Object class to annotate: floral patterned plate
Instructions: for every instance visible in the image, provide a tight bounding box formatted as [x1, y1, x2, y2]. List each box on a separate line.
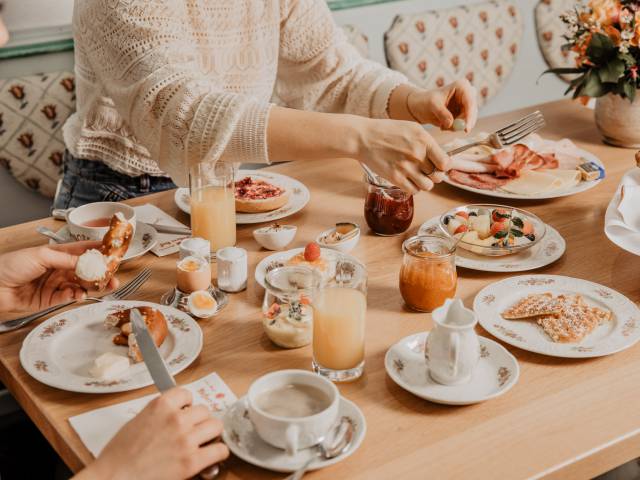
[50, 223, 158, 263]
[222, 395, 365, 473]
[19, 301, 202, 393]
[174, 170, 311, 224]
[474, 275, 640, 358]
[418, 216, 565, 272]
[385, 332, 518, 405]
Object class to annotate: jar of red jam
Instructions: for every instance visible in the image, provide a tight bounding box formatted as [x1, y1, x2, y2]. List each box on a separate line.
[364, 183, 414, 236]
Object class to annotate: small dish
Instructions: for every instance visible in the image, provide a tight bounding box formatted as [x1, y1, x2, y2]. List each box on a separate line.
[222, 395, 366, 473]
[385, 332, 519, 405]
[439, 204, 546, 257]
[316, 223, 360, 253]
[160, 285, 228, 319]
[253, 224, 297, 251]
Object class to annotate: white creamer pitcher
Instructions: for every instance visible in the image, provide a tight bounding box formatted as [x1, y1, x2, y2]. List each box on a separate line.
[425, 298, 480, 386]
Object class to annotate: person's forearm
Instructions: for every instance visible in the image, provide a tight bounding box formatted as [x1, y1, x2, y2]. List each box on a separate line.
[387, 84, 419, 122]
[267, 106, 364, 162]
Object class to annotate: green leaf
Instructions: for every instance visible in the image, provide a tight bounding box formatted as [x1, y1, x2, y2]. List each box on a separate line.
[623, 81, 637, 101]
[511, 217, 524, 228]
[586, 33, 616, 65]
[493, 230, 508, 239]
[581, 70, 608, 97]
[598, 58, 626, 84]
[510, 229, 524, 238]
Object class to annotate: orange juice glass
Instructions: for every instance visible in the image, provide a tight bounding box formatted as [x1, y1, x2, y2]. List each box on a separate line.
[190, 162, 236, 252]
[312, 258, 367, 382]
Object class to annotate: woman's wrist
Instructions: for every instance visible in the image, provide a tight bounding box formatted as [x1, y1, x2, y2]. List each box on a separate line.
[387, 84, 420, 122]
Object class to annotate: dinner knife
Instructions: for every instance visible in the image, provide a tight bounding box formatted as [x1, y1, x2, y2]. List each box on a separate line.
[130, 309, 220, 480]
[130, 309, 176, 392]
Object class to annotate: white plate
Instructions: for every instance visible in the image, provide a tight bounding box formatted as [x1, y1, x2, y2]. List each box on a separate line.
[474, 275, 640, 358]
[254, 247, 359, 288]
[604, 168, 640, 256]
[20, 301, 203, 393]
[222, 395, 365, 473]
[174, 170, 310, 224]
[418, 216, 565, 272]
[444, 147, 604, 200]
[50, 223, 158, 263]
[385, 332, 519, 405]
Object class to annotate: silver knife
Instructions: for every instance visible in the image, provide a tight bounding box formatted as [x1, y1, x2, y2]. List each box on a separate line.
[131, 309, 177, 392]
[131, 309, 220, 480]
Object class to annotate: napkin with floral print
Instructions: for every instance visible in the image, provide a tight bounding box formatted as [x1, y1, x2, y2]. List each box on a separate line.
[134, 204, 190, 256]
[68, 372, 236, 457]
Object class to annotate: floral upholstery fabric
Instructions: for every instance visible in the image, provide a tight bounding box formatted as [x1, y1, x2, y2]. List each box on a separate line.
[384, 0, 523, 106]
[535, 0, 579, 82]
[0, 72, 75, 197]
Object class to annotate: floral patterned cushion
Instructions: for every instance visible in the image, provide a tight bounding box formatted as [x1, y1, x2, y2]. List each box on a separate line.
[384, 0, 523, 106]
[0, 72, 76, 198]
[342, 24, 369, 58]
[535, 0, 578, 82]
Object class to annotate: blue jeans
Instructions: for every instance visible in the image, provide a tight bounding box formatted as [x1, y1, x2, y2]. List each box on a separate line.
[53, 151, 177, 209]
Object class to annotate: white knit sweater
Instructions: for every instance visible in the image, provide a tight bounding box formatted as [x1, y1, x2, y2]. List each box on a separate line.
[63, 0, 407, 186]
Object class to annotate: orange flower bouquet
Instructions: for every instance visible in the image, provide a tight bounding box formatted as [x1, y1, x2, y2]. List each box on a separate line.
[546, 0, 640, 101]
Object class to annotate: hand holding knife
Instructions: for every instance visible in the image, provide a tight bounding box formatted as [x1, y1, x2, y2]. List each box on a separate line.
[131, 309, 221, 480]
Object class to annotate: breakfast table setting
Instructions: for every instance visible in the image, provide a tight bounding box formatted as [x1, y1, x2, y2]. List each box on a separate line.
[0, 98, 640, 480]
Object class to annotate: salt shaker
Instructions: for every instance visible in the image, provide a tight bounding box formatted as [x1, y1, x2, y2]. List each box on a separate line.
[180, 237, 211, 263]
[217, 247, 247, 292]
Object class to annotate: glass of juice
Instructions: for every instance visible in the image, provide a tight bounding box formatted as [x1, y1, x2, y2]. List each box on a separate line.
[312, 258, 367, 382]
[189, 162, 236, 253]
[399, 235, 457, 312]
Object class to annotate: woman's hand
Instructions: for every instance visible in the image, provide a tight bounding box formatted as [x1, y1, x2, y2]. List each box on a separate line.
[0, 242, 117, 313]
[83, 388, 229, 480]
[406, 80, 478, 132]
[354, 117, 450, 194]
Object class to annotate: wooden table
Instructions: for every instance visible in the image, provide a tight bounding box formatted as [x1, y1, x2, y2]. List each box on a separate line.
[1, 100, 639, 479]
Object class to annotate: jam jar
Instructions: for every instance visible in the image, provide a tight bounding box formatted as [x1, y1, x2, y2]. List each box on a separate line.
[399, 235, 457, 312]
[364, 183, 414, 236]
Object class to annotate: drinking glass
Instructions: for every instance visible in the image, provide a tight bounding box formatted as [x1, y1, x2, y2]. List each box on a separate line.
[189, 162, 236, 252]
[312, 258, 367, 382]
[399, 235, 457, 312]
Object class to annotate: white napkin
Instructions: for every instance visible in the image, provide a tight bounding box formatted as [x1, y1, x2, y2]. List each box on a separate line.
[134, 204, 190, 256]
[604, 168, 640, 255]
[69, 372, 236, 458]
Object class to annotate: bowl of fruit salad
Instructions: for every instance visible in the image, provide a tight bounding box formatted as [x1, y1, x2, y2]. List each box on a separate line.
[439, 204, 546, 257]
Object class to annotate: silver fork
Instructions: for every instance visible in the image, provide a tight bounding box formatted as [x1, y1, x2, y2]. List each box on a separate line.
[446, 110, 546, 156]
[0, 267, 152, 333]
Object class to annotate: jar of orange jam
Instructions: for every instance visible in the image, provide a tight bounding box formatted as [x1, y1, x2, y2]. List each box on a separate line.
[399, 235, 457, 312]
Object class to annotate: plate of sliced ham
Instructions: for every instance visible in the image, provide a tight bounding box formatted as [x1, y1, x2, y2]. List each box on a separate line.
[444, 134, 605, 199]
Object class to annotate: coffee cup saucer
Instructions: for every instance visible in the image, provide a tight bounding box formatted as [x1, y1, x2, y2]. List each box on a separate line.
[50, 223, 158, 262]
[385, 332, 519, 405]
[222, 395, 366, 473]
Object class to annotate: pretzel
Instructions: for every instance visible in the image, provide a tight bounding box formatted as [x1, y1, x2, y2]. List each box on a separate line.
[104, 306, 168, 362]
[75, 213, 133, 291]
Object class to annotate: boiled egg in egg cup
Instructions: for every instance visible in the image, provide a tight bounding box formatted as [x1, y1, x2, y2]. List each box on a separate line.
[187, 290, 219, 319]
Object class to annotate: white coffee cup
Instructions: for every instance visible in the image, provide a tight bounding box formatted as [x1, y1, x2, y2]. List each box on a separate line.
[247, 370, 339, 455]
[66, 202, 136, 242]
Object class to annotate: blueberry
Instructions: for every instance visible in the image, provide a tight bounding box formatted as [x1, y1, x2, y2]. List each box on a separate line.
[525, 234, 536, 241]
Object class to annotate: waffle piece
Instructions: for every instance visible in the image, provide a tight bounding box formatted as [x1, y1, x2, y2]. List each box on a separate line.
[501, 293, 564, 319]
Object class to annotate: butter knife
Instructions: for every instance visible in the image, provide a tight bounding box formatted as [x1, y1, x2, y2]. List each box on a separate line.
[130, 309, 220, 480]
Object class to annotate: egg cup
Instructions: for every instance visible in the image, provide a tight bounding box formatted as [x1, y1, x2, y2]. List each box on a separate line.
[160, 285, 228, 319]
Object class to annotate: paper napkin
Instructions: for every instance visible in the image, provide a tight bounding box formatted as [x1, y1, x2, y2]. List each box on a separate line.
[68, 373, 236, 458]
[134, 204, 190, 256]
[605, 168, 640, 255]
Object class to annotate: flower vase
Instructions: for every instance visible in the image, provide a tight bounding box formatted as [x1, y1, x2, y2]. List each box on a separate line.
[595, 93, 640, 148]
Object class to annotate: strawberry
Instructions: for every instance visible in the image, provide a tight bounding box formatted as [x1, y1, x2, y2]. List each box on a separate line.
[522, 220, 534, 236]
[491, 208, 511, 223]
[304, 242, 321, 262]
[490, 221, 508, 236]
[455, 211, 469, 220]
[453, 224, 468, 235]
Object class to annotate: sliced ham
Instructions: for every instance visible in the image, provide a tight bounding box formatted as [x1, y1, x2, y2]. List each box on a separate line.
[449, 156, 498, 173]
[448, 170, 507, 191]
